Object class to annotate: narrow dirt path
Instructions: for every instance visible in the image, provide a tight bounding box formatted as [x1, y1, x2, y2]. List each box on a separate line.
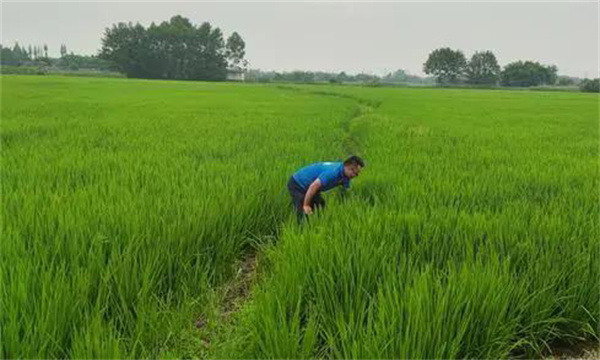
[220, 250, 259, 321]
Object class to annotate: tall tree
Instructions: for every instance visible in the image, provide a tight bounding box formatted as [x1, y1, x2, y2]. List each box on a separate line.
[12, 42, 21, 55]
[204, 26, 227, 80]
[579, 78, 599, 93]
[545, 65, 558, 85]
[9, 42, 30, 63]
[0, 45, 16, 65]
[423, 47, 467, 85]
[225, 32, 247, 70]
[43, 44, 48, 58]
[60, 44, 67, 57]
[189, 22, 213, 79]
[100, 22, 149, 78]
[466, 51, 500, 85]
[100, 16, 231, 81]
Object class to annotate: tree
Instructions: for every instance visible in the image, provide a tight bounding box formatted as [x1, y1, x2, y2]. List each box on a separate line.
[12, 42, 21, 55]
[382, 69, 408, 83]
[186, 22, 227, 81]
[0, 45, 17, 65]
[206, 27, 228, 80]
[34, 45, 44, 60]
[12, 42, 22, 61]
[579, 78, 599, 93]
[225, 32, 247, 70]
[100, 22, 150, 78]
[100, 16, 231, 81]
[43, 44, 48, 58]
[6, 42, 30, 64]
[143, 16, 198, 79]
[500, 61, 558, 87]
[556, 75, 578, 86]
[466, 51, 500, 85]
[546, 65, 558, 85]
[423, 47, 467, 85]
[336, 71, 350, 83]
[60, 44, 67, 57]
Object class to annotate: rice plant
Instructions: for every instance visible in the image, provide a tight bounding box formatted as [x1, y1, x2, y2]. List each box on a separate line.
[2, 76, 598, 359]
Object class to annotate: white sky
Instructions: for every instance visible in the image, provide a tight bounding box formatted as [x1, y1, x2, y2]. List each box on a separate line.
[2, 1, 598, 77]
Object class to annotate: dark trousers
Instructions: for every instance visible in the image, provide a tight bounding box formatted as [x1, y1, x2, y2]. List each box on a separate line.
[287, 176, 325, 223]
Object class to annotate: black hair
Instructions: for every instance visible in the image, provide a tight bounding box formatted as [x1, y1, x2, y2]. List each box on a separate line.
[344, 155, 365, 167]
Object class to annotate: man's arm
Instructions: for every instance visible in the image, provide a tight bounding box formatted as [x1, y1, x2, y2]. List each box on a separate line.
[303, 179, 322, 215]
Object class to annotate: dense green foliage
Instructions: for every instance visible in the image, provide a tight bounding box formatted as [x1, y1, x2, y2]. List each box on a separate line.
[501, 61, 558, 87]
[579, 78, 600, 93]
[1, 76, 598, 359]
[466, 51, 500, 85]
[99, 16, 246, 81]
[423, 47, 468, 85]
[424, 48, 560, 88]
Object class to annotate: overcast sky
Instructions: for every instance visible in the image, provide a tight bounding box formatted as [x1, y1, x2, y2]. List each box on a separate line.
[2, 1, 598, 77]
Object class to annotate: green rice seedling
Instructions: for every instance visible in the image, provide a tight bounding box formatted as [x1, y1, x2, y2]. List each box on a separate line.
[2, 76, 598, 359]
[222, 86, 599, 359]
[0, 75, 357, 358]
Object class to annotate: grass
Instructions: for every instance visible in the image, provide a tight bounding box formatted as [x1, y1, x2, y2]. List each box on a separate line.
[0, 75, 356, 358]
[1, 76, 598, 359]
[219, 86, 599, 359]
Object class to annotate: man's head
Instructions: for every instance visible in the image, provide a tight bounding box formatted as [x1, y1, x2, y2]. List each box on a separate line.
[343, 155, 364, 179]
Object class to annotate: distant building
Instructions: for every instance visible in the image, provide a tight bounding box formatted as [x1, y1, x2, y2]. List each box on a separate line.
[226, 68, 245, 82]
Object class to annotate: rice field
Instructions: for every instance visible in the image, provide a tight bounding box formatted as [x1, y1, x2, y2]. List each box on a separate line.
[1, 75, 598, 359]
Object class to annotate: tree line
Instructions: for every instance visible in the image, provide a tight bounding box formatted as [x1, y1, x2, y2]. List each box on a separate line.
[1, 43, 49, 64]
[99, 15, 246, 81]
[2, 18, 598, 92]
[424, 47, 560, 87]
[1, 42, 114, 72]
[244, 69, 433, 85]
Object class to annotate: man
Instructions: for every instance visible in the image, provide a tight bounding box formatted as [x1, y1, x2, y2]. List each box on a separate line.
[287, 155, 364, 222]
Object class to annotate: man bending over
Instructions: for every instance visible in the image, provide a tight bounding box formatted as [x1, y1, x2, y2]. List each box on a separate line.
[287, 156, 364, 222]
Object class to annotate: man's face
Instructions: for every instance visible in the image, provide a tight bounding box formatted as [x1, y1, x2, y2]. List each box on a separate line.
[344, 164, 362, 179]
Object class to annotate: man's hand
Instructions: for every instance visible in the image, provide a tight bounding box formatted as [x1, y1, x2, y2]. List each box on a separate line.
[303, 205, 313, 215]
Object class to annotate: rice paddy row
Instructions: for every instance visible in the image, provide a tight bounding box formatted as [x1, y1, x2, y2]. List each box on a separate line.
[1, 76, 598, 359]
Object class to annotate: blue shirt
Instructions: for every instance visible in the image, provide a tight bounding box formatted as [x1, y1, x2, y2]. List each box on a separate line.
[292, 162, 350, 192]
